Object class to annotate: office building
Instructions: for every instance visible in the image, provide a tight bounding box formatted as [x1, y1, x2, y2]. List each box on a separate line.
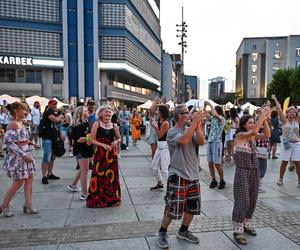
[185, 75, 200, 99]
[0, 0, 161, 105]
[208, 76, 225, 99]
[236, 35, 300, 100]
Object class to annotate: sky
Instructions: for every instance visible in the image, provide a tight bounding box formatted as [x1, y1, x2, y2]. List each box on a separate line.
[160, 0, 300, 99]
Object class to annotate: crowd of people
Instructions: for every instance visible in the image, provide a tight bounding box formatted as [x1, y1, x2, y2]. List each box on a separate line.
[0, 95, 300, 248]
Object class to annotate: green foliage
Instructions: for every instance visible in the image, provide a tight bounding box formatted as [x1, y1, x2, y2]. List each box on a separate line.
[266, 67, 300, 104]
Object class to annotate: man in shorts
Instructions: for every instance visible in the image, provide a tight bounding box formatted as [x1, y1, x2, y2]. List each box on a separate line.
[205, 105, 226, 189]
[157, 104, 204, 249]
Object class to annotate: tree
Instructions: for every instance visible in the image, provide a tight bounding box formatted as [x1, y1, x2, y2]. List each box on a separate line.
[266, 68, 293, 104]
[289, 67, 300, 105]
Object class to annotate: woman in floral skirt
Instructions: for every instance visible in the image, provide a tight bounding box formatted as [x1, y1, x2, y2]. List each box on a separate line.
[87, 105, 121, 208]
[0, 102, 38, 217]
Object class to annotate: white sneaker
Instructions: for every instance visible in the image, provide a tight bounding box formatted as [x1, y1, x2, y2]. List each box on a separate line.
[118, 154, 121, 159]
[126, 147, 129, 150]
[80, 194, 87, 201]
[67, 185, 81, 192]
[277, 179, 283, 186]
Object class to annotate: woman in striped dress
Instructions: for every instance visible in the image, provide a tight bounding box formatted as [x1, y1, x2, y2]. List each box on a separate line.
[232, 107, 270, 245]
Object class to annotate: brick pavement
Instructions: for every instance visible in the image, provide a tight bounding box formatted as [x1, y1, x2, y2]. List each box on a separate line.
[0, 140, 300, 248]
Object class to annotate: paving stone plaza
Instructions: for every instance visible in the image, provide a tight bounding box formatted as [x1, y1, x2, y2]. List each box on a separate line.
[1, 139, 300, 249]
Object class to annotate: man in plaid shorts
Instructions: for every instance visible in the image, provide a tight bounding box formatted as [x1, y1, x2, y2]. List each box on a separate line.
[157, 104, 205, 249]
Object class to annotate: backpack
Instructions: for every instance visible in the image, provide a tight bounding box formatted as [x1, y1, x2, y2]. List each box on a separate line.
[38, 117, 46, 137]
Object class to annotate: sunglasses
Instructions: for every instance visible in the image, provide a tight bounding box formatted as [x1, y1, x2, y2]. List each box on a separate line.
[179, 111, 189, 115]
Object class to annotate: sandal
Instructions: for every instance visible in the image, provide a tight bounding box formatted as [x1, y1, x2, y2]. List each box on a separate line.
[244, 226, 257, 236]
[233, 232, 247, 245]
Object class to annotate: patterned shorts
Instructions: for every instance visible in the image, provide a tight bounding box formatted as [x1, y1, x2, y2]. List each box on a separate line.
[164, 174, 201, 220]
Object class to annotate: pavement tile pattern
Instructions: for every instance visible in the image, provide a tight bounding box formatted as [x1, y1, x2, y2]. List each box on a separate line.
[0, 139, 300, 249]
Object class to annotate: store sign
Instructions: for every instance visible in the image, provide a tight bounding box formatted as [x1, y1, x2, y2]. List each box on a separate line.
[0, 56, 33, 66]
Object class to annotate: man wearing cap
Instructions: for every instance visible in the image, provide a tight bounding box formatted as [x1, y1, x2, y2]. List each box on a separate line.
[30, 101, 41, 148]
[40, 99, 64, 184]
[87, 100, 96, 125]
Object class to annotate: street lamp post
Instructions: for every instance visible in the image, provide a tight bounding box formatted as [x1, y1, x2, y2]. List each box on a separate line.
[176, 6, 187, 103]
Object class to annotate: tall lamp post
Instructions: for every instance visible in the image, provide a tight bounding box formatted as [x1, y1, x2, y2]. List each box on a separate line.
[176, 6, 187, 103]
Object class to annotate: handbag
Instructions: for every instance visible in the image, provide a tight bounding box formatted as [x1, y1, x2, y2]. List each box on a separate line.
[52, 139, 66, 157]
[51, 125, 66, 157]
[256, 147, 268, 159]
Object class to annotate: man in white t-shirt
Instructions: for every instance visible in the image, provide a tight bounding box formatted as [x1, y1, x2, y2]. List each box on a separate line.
[30, 101, 41, 147]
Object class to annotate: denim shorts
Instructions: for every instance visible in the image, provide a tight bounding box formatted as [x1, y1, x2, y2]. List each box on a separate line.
[76, 153, 84, 160]
[207, 142, 222, 164]
[42, 139, 55, 163]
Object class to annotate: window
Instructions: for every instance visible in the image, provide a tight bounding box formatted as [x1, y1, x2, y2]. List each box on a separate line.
[252, 53, 258, 62]
[296, 48, 300, 57]
[53, 70, 63, 84]
[251, 65, 257, 73]
[6, 69, 15, 82]
[251, 76, 257, 85]
[296, 61, 300, 68]
[0, 69, 5, 81]
[274, 51, 281, 59]
[26, 69, 41, 83]
[252, 45, 257, 50]
[273, 63, 280, 70]
[252, 88, 256, 97]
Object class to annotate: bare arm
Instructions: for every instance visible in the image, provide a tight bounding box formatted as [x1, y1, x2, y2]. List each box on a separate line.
[195, 123, 204, 145]
[236, 108, 270, 140]
[255, 119, 271, 140]
[48, 114, 62, 123]
[154, 120, 170, 139]
[272, 95, 287, 123]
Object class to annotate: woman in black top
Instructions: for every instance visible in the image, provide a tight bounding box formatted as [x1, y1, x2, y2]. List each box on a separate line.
[150, 105, 170, 191]
[68, 106, 93, 200]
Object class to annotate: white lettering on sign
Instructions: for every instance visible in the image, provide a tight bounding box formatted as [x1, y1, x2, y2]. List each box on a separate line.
[0, 56, 33, 66]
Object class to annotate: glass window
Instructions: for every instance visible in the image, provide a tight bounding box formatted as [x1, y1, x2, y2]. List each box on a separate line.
[274, 51, 281, 59]
[272, 63, 280, 70]
[6, 69, 15, 82]
[296, 61, 300, 67]
[252, 45, 257, 50]
[252, 53, 258, 62]
[0, 69, 5, 82]
[53, 70, 63, 84]
[36, 70, 42, 83]
[26, 70, 35, 83]
[251, 76, 257, 85]
[124, 84, 130, 91]
[296, 48, 300, 57]
[251, 65, 257, 73]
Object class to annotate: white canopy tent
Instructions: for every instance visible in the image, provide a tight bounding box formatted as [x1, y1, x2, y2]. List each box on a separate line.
[185, 99, 205, 108]
[0, 94, 20, 105]
[241, 102, 260, 115]
[207, 99, 220, 107]
[137, 100, 153, 109]
[166, 100, 175, 109]
[53, 98, 69, 108]
[224, 101, 234, 110]
[26, 95, 49, 108]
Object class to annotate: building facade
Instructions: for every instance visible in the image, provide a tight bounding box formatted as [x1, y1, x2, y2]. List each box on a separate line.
[208, 76, 225, 99]
[0, 0, 161, 105]
[161, 51, 177, 101]
[185, 75, 200, 99]
[236, 35, 300, 100]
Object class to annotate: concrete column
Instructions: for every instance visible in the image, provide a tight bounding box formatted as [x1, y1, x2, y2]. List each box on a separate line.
[42, 69, 53, 98]
[93, 0, 100, 101]
[77, 0, 85, 99]
[62, 0, 69, 101]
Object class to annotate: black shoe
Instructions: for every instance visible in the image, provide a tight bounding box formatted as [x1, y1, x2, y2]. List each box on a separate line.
[272, 156, 278, 159]
[89, 162, 93, 170]
[76, 164, 80, 170]
[150, 184, 164, 191]
[209, 179, 218, 188]
[218, 179, 226, 189]
[47, 174, 60, 180]
[42, 176, 48, 184]
[0, 154, 4, 158]
[288, 165, 295, 171]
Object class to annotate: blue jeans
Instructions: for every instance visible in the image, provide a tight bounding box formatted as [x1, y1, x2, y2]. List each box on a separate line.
[120, 125, 130, 147]
[42, 139, 55, 163]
